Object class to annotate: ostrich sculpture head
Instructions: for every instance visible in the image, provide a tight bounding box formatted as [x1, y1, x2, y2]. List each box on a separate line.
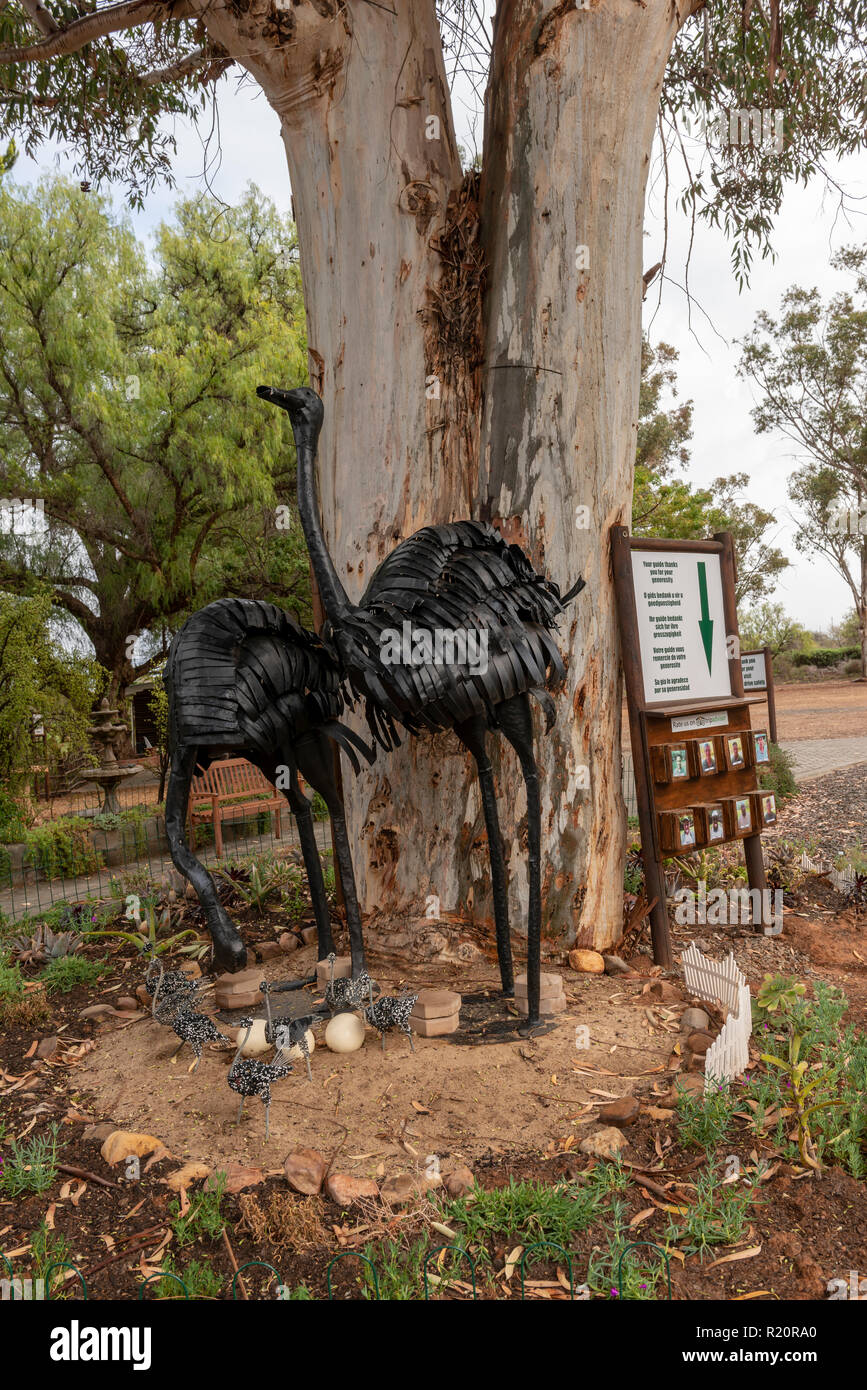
[256, 384, 323, 432]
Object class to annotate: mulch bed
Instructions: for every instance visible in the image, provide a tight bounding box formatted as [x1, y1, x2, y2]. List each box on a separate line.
[769, 762, 867, 858]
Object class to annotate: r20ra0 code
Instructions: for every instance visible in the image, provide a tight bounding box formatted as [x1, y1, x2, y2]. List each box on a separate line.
[766, 1328, 817, 1338]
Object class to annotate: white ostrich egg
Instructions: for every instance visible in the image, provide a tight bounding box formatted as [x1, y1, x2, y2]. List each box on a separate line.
[325, 1013, 365, 1053]
[288, 1029, 315, 1061]
[237, 1019, 270, 1056]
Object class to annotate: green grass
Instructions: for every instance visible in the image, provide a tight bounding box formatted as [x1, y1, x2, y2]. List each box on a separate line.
[442, 1169, 622, 1254]
[153, 1258, 222, 1299]
[0, 1123, 61, 1196]
[39, 954, 105, 994]
[676, 1079, 738, 1156]
[170, 1172, 227, 1246]
[666, 1163, 761, 1258]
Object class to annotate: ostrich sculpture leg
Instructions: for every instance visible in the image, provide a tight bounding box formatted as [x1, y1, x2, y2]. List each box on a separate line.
[293, 729, 367, 975]
[455, 715, 514, 997]
[165, 746, 247, 972]
[497, 694, 543, 1031]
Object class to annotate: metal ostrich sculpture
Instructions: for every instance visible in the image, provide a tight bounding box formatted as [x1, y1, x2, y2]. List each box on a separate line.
[164, 597, 373, 976]
[256, 385, 585, 1031]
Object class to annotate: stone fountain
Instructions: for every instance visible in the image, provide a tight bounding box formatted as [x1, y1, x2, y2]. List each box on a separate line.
[82, 698, 139, 813]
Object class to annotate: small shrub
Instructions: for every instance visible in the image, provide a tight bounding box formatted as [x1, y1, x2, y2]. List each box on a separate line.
[0, 1124, 61, 1196]
[0, 953, 50, 1026]
[676, 1080, 737, 1155]
[0, 790, 29, 843]
[40, 954, 105, 995]
[24, 819, 103, 879]
[791, 645, 859, 668]
[170, 1173, 227, 1246]
[758, 741, 798, 804]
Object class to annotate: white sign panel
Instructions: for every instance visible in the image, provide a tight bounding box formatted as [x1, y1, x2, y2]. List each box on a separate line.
[631, 550, 732, 705]
[741, 650, 767, 691]
[670, 711, 730, 733]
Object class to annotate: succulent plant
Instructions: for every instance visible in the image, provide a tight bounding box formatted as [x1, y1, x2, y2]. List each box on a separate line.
[10, 924, 84, 965]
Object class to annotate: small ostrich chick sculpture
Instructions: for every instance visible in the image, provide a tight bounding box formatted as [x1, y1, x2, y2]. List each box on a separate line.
[150, 962, 229, 1073]
[259, 981, 320, 1081]
[228, 1017, 293, 1141]
[323, 951, 375, 1015]
[364, 981, 418, 1053]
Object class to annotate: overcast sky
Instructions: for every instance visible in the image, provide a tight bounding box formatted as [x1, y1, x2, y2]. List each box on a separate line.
[17, 59, 867, 634]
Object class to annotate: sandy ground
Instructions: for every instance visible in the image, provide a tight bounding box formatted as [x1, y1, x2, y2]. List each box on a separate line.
[622, 678, 866, 742]
[78, 942, 675, 1177]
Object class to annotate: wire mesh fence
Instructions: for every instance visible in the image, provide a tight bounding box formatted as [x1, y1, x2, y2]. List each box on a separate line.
[2, 757, 639, 925]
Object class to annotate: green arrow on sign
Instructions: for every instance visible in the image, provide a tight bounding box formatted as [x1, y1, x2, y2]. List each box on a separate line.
[697, 561, 714, 674]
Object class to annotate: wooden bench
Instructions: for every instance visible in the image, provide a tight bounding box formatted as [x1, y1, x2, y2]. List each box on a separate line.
[188, 758, 283, 858]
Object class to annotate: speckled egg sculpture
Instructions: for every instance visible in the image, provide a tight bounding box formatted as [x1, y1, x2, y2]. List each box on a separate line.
[324, 1012, 365, 1054]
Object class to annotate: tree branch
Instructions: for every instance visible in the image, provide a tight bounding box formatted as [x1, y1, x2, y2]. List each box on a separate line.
[140, 46, 231, 87]
[19, 0, 59, 35]
[0, 0, 195, 64]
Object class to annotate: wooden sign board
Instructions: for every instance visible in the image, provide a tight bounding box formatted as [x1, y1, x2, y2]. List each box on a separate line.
[740, 645, 778, 742]
[611, 528, 772, 969]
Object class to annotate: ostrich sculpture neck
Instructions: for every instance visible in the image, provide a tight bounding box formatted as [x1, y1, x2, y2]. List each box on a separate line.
[292, 412, 351, 623]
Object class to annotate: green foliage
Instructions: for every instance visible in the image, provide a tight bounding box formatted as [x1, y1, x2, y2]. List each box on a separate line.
[0, 789, 29, 842]
[0, 1123, 61, 1196]
[792, 646, 861, 668]
[0, 590, 102, 793]
[29, 1222, 71, 1293]
[633, 344, 787, 603]
[755, 972, 807, 1019]
[40, 953, 104, 994]
[666, 1162, 760, 1258]
[676, 1080, 738, 1156]
[737, 600, 812, 657]
[0, 951, 49, 1025]
[217, 853, 298, 911]
[750, 981, 867, 1178]
[85, 899, 197, 957]
[443, 1172, 613, 1253]
[153, 1257, 222, 1300]
[0, 178, 311, 699]
[758, 741, 798, 804]
[24, 817, 102, 879]
[740, 247, 867, 677]
[9, 922, 84, 964]
[170, 1173, 227, 1247]
[623, 844, 644, 896]
[667, 5, 867, 286]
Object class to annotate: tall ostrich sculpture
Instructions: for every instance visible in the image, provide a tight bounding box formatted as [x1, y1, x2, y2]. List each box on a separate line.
[164, 597, 373, 976]
[256, 386, 585, 1031]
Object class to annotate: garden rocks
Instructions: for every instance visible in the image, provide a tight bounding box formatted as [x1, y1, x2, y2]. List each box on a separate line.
[116, 996, 138, 1012]
[380, 1172, 440, 1207]
[316, 954, 351, 988]
[598, 1096, 640, 1127]
[36, 1035, 59, 1058]
[515, 971, 567, 1015]
[214, 967, 265, 1011]
[255, 942, 282, 961]
[681, 1006, 711, 1030]
[325, 1172, 379, 1206]
[409, 988, 461, 1037]
[443, 1164, 474, 1197]
[568, 949, 605, 974]
[647, 980, 683, 1003]
[82, 1121, 116, 1145]
[579, 1126, 629, 1160]
[278, 932, 299, 954]
[687, 1031, 714, 1056]
[284, 1148, 328, 1195]
[602, 955, 633, 975]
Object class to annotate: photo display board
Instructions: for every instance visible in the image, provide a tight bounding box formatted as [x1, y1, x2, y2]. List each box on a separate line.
[611, 528, 773, 969]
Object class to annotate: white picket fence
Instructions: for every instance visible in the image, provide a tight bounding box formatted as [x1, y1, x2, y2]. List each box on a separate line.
[681, 943, 753, 1092]
[798, 849, 856, 896]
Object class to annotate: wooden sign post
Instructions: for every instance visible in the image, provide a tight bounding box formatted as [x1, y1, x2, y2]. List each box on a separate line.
[611, 528, 773, 969]
[740, 646, 778, 743]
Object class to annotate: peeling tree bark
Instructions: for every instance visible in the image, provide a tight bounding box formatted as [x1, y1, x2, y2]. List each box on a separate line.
[200, 0, 684, 954]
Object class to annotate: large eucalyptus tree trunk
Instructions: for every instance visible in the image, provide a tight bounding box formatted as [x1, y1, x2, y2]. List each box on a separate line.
[202, 0, 685, 954]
